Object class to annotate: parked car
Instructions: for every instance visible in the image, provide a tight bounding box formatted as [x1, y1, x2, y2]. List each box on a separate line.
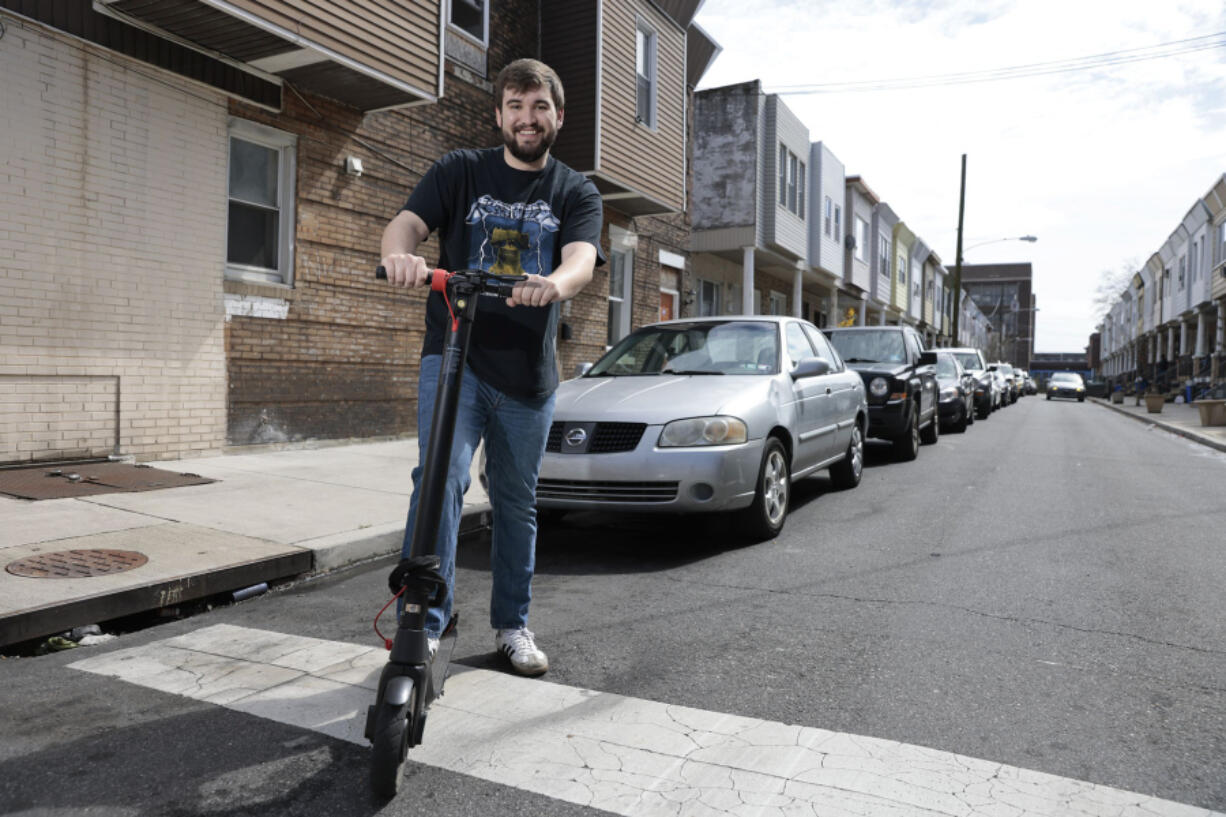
[1046, 371, 1086, 401]
[991, 361, 1019, 404]
[935, 352, 974, 433]
[535, 316, 868, 540]
[944, 347, 997, 419]
[824, 325, 939, 461]
[1016, 369, 1037, 395]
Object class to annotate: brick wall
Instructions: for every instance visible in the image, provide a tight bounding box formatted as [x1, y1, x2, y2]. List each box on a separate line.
[0, 17, 228, 464]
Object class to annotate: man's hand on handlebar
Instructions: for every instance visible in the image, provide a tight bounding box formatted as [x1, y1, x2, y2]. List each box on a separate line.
[507, 274, 562, 308]
[380, 252, 431, 288]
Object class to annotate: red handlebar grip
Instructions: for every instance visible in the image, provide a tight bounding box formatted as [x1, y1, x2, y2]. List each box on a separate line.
[429, 269, 450, 292]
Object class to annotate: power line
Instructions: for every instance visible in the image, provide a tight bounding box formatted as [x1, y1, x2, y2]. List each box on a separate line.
[772, 31, 1226, 95]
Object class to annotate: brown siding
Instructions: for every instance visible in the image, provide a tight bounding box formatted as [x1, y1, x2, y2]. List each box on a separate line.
[597, 0, 685, 210]
[541, 3, 598, 173]
[225, 0, 441, 97]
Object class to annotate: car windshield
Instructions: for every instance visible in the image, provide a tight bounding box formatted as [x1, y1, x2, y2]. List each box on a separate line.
[997, 364, 1014, 375]
[826, 330, 906, 364]
[586, 321, 779, 376]
[936, 356, 959, 378]
[954, 353, 982, 371]
[1051, 373, 1083, 385]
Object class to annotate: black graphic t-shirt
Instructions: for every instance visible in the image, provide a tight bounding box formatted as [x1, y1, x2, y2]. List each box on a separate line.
[403, 148, 604, 399]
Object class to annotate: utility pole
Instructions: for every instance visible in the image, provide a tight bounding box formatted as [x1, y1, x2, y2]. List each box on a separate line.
[951, 153, 966, 345]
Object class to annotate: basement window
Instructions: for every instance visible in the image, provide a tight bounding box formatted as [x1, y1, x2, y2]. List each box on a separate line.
[226, 120, 296, 286]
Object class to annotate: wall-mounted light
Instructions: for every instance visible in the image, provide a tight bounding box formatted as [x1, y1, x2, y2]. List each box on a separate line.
[344, 156, 364, 176]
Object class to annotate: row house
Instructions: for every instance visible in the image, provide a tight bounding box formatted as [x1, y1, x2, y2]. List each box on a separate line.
[689, 81, 966, 349]
[1, 0, 718, 464]
[1099, 173, 1226, 391]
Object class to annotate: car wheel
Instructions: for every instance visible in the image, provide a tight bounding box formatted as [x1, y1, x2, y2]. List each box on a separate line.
[1046, 394, 1051, 400]
[955, 404, 969, 433]
[737, 437, 789, 541]
[892, 403, 920, 462]
[920, 408, 939, 445]
[1078, 396, 1085, 402]
[829, 421, 863, 490]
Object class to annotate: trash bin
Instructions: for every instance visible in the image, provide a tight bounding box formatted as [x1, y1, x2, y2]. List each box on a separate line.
[1186, 384, 1193, 404]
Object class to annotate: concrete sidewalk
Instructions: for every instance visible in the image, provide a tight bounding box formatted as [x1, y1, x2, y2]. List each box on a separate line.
[1092, 395, 1226, 453]
[0, 438, 489, 648]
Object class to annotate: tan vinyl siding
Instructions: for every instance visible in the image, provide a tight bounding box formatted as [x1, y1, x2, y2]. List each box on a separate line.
[541, 2, 599, 172]
[223, 0, 440, 93]
[597, 0, 685, 210]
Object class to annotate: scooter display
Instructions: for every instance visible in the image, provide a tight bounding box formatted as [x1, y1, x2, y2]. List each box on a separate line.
[365, 265, 524, 799]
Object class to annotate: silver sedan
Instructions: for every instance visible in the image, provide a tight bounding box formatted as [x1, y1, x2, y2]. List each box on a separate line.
[535, 316, 868, 540]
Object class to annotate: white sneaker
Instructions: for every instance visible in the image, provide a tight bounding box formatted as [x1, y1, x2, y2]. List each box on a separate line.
[494, 628, 549, 676]
[428, 636, 439, 659]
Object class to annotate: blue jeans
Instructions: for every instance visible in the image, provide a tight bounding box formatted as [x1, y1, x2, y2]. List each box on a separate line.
[402, 355, 555, 637]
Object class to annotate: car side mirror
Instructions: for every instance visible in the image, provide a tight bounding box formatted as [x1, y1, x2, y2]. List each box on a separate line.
[574, 362, 594, 377]
[791, 358, 831, 380]
[987, 364, 998, 372]
[918, 351, 938, 367]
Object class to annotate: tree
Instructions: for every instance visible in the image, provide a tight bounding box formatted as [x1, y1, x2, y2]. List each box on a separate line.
[1091, 259, 1140, 324]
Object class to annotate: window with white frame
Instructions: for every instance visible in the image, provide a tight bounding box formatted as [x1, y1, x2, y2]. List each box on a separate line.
[833, 205, 842, 242]
[607, 250, 633, 345]
[635, 20, 657, 128]
[1217, 222, 1226, 266]
[1178, 255, 1186, 289]
[769, 291, 788, 315]
[879, 236, 890, 280]
[449, 0, 487, 44]
[824, 196, 833, 237]
[698, 279, 721, 317]
[777, 146, 803, 218]
[227, 119, 296, 285]
[855, 217, 869, 261]
[778, 145, 787, 207]
[898, 252, 907, 285]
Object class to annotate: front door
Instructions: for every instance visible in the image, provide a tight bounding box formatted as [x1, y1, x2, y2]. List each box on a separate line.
[660, 289, 677, 322]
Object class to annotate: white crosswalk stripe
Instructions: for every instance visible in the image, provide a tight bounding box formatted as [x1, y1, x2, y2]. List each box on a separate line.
[69, 624, 1222, 817]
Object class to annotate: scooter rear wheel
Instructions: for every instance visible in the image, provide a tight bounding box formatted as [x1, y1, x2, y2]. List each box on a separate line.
[370, 693, 414, 799]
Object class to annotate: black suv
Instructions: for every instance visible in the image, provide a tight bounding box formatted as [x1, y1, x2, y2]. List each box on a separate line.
[825, 325, 939, 461]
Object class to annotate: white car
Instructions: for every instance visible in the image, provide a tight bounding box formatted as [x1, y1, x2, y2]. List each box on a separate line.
[534, 316, 869, 540]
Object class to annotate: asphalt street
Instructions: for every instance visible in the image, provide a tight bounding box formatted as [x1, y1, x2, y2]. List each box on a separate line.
[2, 396, 1224, 816]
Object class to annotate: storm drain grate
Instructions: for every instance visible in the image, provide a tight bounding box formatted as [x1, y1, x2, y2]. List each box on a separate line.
[5, 548, 149, 579]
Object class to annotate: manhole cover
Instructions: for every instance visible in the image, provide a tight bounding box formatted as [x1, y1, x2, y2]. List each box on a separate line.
[5, 549, 149, 578]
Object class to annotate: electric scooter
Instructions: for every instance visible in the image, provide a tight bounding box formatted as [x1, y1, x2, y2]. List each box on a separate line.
[365, 265, 523, 799]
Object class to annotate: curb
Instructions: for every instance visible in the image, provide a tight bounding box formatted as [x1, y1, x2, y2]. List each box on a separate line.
[306, 503, 493, 576]
[1091, 398, 1226, 454]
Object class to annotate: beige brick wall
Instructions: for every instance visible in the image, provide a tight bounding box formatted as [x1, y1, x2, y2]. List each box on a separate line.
[0, 17, 228, 463]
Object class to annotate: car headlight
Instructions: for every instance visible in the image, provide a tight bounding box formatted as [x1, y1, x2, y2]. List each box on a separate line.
[1076, 386, 1084, 392]
[940, 386, 959, 400]
[869, 377, 889, 397]
[658, 416, 748, 447]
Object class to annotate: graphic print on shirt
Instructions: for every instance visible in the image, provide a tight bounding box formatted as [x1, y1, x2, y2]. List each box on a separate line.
[465, 196, 560, 277]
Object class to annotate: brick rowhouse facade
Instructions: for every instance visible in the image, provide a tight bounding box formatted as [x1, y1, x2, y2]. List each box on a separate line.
[2, 1, 701, 461]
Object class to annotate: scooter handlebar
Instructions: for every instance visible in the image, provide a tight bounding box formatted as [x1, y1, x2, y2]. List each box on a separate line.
[375, 266, 522, 300]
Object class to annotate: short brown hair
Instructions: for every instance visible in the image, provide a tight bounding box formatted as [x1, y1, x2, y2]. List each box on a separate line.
[494, 58, 565, 111]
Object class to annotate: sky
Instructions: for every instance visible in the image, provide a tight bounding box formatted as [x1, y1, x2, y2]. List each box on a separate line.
[692, 0, 1226, 352]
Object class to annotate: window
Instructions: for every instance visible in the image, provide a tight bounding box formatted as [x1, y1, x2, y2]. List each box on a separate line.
[1178, 255, 1186, 289]
[227, 120, 296, 285]
[786, 322, 817, 364]
[449, 0, 487, 44]
[898, 253, 908, 285]
[698, 279, 721, 317]
[1217, 223, 1226, 266]
[833, 205, 842, 241]
[607, 250, 633, 346]
[798, 162, 805, 219]
[635, 21, 657, 128]
[879, 236, 890, 279]
[769, 291, 788, 315]
[777, 147, 804, 218]
[855, 217, 869, 261]
[803, 324, 842, 369]
[824, 197, 833, 237]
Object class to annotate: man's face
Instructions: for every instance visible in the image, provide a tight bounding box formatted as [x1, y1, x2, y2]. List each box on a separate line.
[496, 84, 563, 165]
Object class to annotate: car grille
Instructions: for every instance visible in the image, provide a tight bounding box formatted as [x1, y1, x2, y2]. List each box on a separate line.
[545, 422, 647, 453]
[536, 479, 678, 503]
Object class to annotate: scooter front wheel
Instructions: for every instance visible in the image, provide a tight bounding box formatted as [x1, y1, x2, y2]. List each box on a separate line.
[369, 685, 415, 799]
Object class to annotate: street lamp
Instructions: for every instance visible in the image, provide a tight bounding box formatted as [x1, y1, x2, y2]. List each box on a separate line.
[965, 235, 1038, 251]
